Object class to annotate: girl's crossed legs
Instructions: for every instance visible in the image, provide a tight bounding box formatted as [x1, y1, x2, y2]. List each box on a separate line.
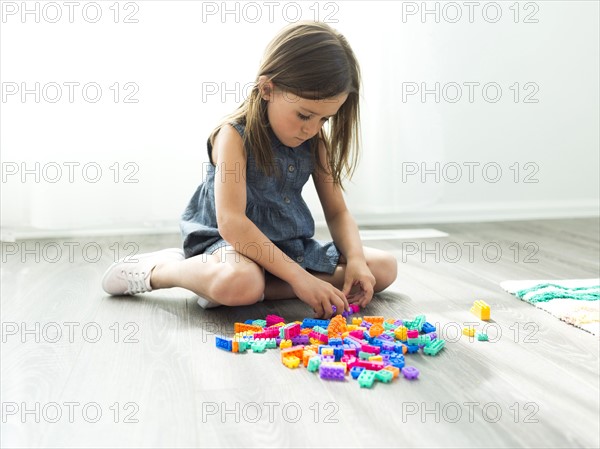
[151, 246, 398, 307]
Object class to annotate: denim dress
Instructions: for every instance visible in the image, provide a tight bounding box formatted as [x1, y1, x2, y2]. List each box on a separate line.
[179, 121, 341, 274]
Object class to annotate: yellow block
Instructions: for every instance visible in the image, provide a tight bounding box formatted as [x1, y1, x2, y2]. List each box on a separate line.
[470, 300, 491, 321]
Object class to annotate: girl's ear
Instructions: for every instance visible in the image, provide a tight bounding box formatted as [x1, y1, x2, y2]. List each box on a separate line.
[257, 76, 274, 101]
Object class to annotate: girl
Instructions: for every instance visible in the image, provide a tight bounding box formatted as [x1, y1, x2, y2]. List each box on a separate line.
[102, 21, 398, 319]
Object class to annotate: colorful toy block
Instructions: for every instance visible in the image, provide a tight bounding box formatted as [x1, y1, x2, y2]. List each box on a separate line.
[383, 365, 400, 379]
[470, 300, 491, 321]
[266, 314, 285, 326]
[358, 369, 377, 388]
[252, 319, 267, 328]
[363, 316, 384, 325]
[280, 339, 292, 349]
[350, 366, 365, 379]
[369, 323, 384, 337]
[401, 366, 420, 379]
[251, 340, 267, 353]
[423, 339, 445, 356]
[319, 363, 345, 380]
[375, 369, 393, 383]
[216, 336, 232, 351]
[462, 327, 476, 337]
[307, 355, 321, 372]
[477, 333, 489, 341]
[394, 326, 408, 341]
[282, 356, 300, 368]
[421, 322, 436, 334]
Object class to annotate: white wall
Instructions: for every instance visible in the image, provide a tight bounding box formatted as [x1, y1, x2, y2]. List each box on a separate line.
[1, 1, 598, 237]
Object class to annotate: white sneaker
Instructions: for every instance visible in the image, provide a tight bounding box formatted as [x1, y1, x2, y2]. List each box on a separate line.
[102, 248, 185, 295]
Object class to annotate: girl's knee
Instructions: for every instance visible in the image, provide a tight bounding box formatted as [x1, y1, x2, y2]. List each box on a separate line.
[371, 252, 398, 292]
[209, 264, 265, 306]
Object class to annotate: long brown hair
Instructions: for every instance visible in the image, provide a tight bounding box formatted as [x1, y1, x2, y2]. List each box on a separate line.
[208, 21, 362, 189]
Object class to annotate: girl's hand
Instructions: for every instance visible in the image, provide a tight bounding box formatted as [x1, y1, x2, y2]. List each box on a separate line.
[292, 273, 350, 319]
[342, 260, 376, 308]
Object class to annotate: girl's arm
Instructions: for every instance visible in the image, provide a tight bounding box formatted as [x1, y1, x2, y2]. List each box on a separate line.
[312, 139, 376, 307]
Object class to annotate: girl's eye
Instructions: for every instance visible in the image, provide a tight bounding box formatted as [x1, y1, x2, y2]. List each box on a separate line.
[297, 113, 311, 121]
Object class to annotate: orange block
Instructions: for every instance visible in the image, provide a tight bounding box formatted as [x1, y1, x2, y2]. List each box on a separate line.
[234, 322, 262, 334]
[369, 323, 384, 337]
[232, 341, 239, 353]
[281, 345, 304, 361]
[363, 316, 384, 325]
[383, 365, 400, 379]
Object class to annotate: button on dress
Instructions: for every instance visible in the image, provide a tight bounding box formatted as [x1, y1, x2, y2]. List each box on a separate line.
[179, 121, 341, 274]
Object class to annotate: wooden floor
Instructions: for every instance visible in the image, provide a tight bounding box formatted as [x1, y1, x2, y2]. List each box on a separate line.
[1, 218, 599, 448]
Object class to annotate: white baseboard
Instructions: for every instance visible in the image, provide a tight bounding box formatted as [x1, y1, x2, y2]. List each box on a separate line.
[2, 200, 598, 241]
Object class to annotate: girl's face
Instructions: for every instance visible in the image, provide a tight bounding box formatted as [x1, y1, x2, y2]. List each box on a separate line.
[261, 83, 349, 148]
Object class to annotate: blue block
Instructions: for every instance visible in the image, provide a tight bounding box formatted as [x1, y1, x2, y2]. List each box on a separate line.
[215, 336, 232, 351]
[350, 366, 365, 379]
[244, 319, 255, 325]
[333, 347, 344, 361]
[422, 322, 436, 334]
[329, 338, 343, 346]
[406, 344, 419, 354]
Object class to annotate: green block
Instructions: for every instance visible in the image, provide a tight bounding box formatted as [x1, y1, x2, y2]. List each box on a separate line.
[313, 326, 327, 334]
[383, 322, 396, 331]
[266, 338, 277, 349]
[307, 355, 321, 372]
[279, 327, 285, 339]
[423, 339, 445, 356]
[403, 319, 416, 330]
[477, 333, 489, 341]
[358, 370, 376, 388]
[417, 335, 432, 347]
[413, 314, 426, 332]
[238, 341, 248, 352]
[359, 351, 372, 360]
[252, 319, 267, 328]
[375, 369, 393, 383]
[251, 341, 267, 353]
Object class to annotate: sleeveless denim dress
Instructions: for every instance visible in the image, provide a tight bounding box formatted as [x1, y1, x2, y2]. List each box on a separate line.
[179, 121, 341, 274]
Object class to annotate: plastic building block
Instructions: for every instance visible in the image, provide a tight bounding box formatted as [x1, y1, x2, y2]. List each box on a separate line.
[309, 330, 328, 344]
[319, 363, 345, 380]
[266, 314, 285, 327]
[470, 300, 491, 321]
[375, 369, 393, 383]
[234, 323, 262, 334]
[369, 323, 384, 337]
[350, 304, 360, 313]
[387, 354, 405, 369]
[477, 333, 489, 341]
[363, 316, 385, 325]
[462, 327, 476, 337]
[328, 337, 343, 346]
[284, 323, 301, 339]
[352, 317, 363, 326]
[320, 347, 334, 356]
[368, 355, 383, 362]
[360, 344, 381, 354]
[405, 344, 419, 354]
[421, 322, 436, 334]
[251, 340, 267, 353]
[322, 355, 335, 363]
[358, 369, 377, 388]
[394, 326, 408, 341]
[216, 336, 232, 351]
[303, 350, 316, 367]
[356, 360, 384, 371]
[383, 365, 400, 379]
[401, 366, 420, 379]
[282, 356, 300, 368]
[291, 335, 309, 346]
[350, 366, 365, 379]
[281, 345, 304, 361]
[307, 355, 321, 372]
[417, 335, 432, 347]
[252, 319, 267, 328]
[423, 338, 445, 356]
[280, 339, 292, 349]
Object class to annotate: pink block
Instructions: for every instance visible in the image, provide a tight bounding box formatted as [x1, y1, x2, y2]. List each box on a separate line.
[356, 360, 384, 371]
[360, 344, 381, 354]
[349, 330, 365, 339]
[284, 323, 301, 339]
[266, 315, 285, 327]
[407, 330, 419, 339]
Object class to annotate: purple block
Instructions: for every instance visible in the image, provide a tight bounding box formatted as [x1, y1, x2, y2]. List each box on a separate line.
[319, 364, 345, 381]
[401, 366, 420, 380]
[322, 355, 335, 363]
[291, 335, 309, 345]
[394, 319, 403, 327]
[379, 334, 394, 342]
[381, 342, 395, 352]
[429, 333, 438, 341]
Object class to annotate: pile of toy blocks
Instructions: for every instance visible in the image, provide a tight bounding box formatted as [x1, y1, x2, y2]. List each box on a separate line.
[215, 305, 446, 389]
